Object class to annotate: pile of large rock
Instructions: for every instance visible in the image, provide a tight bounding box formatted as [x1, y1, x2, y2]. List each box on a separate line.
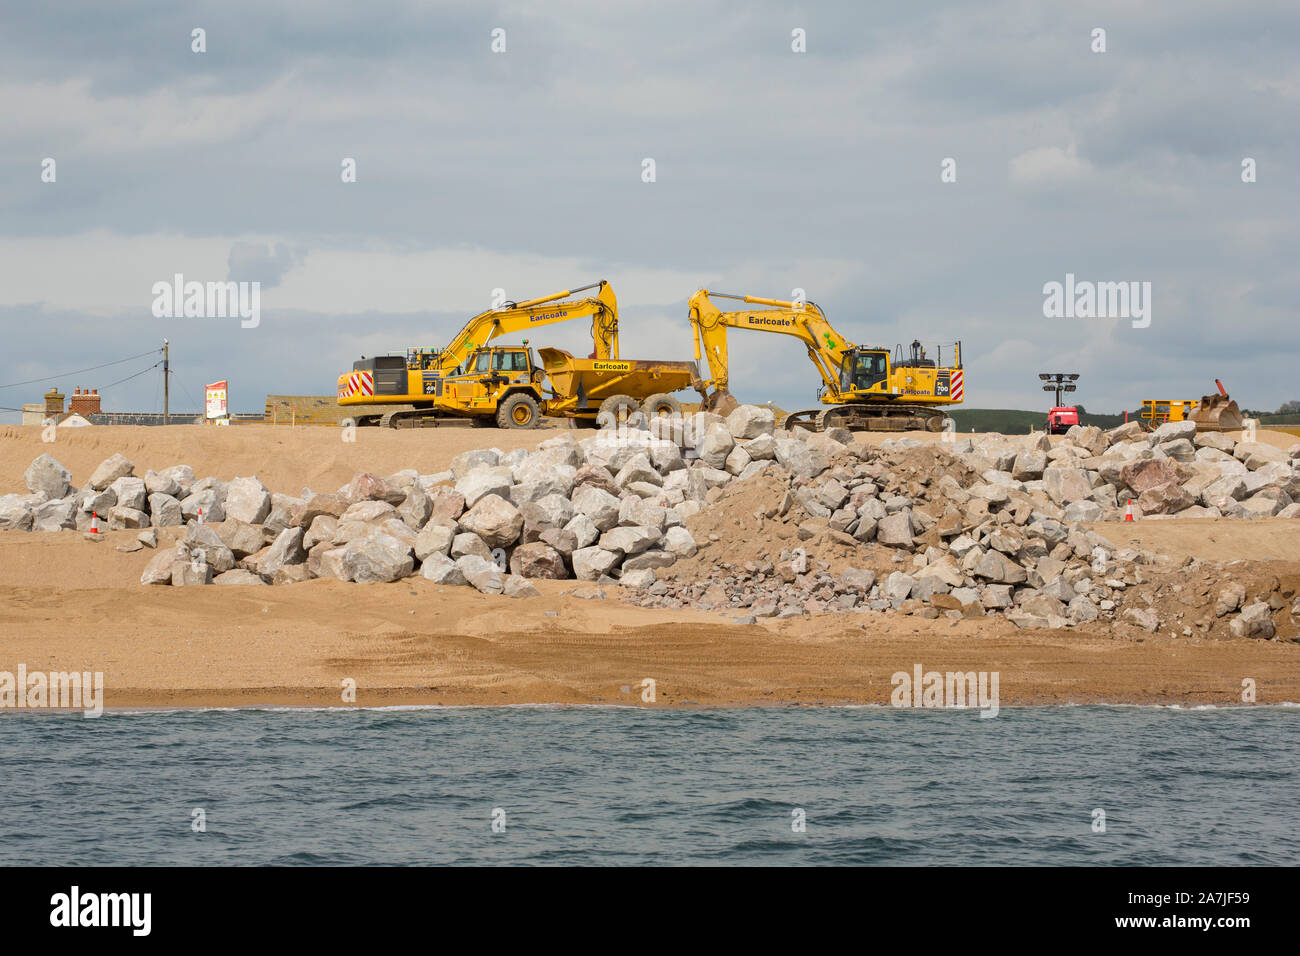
[3, 410, 1297, 639]
[624, 417, 1299, 636]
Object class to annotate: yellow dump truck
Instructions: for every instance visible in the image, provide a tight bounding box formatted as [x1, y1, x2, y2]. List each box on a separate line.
[537, 348, 702, 424]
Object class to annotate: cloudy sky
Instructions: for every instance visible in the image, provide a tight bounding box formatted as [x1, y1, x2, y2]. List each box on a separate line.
[1, 0, 1297, 421]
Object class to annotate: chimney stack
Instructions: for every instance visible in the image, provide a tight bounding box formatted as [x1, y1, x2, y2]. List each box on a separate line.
[43, 388, 65, 418]
[69, 387, 101, 416]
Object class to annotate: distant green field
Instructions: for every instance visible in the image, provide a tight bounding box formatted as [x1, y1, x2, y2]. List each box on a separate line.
[947, 408, 1131, 435]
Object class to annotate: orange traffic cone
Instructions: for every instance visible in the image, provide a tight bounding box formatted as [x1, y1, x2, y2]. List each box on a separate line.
[89, 511, 100, 534]
[1124, 499, 1135, 522]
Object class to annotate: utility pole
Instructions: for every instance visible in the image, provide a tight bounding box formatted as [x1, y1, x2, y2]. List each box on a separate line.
[163, 338, 170, 425]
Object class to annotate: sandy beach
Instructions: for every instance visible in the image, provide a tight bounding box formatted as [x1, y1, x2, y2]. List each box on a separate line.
[2, 422, 1298, 710]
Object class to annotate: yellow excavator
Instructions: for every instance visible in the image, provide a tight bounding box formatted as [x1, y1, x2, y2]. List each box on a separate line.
[687, 289, 964, 431]
[337, 280, 620, 428]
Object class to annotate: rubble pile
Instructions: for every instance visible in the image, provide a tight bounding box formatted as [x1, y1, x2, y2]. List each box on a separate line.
[3, 409, 1298, 639]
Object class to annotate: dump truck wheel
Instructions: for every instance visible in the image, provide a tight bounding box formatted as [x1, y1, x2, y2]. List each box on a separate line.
[497, 393, 540, 429]
[642, 393, 681, 419]
[597, 394, 640, 429]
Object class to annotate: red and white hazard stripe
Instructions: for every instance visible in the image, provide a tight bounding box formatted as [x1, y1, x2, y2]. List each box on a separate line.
[339, 371, 375, 398]
[950, 370, 964, 401]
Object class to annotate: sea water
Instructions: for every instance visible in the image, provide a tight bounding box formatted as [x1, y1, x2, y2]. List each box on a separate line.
[0, 706, 1295, 865]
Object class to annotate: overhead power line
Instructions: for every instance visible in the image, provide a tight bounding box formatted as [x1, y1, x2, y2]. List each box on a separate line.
[0, 347, 164, 390]
[98, 361, 163, 391]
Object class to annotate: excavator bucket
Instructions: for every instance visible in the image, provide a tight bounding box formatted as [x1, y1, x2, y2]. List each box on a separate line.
[1189, 380, 1244, 432]
[701, 388, 740, 417]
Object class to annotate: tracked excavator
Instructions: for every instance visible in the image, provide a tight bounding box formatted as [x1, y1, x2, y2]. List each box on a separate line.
[687, 289, 964, 432]
[337, 280, 620, 428]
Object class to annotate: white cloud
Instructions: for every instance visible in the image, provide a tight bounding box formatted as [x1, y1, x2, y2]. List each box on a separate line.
[1008, 144, 1094, 184]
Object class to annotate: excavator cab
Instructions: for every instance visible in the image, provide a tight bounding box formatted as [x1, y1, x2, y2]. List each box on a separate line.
[840, 348, 891, 393]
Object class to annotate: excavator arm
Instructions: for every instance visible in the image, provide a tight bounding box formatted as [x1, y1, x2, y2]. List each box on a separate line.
[687, 289, 855, 411]
[438, 279, 619, 373]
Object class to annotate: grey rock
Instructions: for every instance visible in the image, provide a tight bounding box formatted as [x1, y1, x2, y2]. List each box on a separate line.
[539, 527, 580, 556]
[144, 469, 182, 497]
[148, 493, 184, 527]
[774, 439, 829, 479]
[302, 515, 340, 550]
[171, 557, 214, 587]
[88, 453, 134, 490]
[614, 453, 663, 489]
[343, 532, 415, 583]
[218, 519, 267, 558]
[420, 552, 468, 586]
[246, 527, 306, 578]
[214, 569, 268, 587]
[180, 489, 225, 523]
[503, 575, 541, 598]
[450, 449, 500, 480]
[458, 493, 524, 548]
[24, 454, 71, 500]
[224, 476, 272, 524]
[140, 546, 181, 585]
[107, 506, 149, 530]
[663, 525, 698, 558]
[1230, 602, 1275, 639]
[185, 524, 236, 572]
[510, 542, 568, 579]
[1150, 420, 1197, 444]
[876, 510, 915, 548]
[414, 523, 455, 561]
[1062, 500, 1103, 523]
[456, 554, 505, 594]
[109, 476, 147, 512]
[451, 532, 492, 561]
[572, 485, 622, 531]
[622, 549, 676, 572]
[572, 546, 621, 581]
[455, 466, 515, 507]
[32, 498, 76, 531]
[598, 525, 661, 556]
[726, 404, 776, 440]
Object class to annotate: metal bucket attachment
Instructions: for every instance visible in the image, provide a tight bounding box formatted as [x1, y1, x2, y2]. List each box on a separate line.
[701, 388, 740, 416]
[1189, 392, 1243, 432]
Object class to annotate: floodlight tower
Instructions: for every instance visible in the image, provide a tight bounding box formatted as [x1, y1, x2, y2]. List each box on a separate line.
[1038, 372, 1079, 406]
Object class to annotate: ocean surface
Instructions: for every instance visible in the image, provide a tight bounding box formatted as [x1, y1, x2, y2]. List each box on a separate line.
[0, 706, 1296, 865]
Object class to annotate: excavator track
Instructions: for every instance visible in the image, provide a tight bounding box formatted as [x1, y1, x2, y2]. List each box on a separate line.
[379, 408, 473, 429]
[780, 404, 949, 433]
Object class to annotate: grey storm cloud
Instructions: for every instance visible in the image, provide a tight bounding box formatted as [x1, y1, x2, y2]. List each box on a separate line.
[227, 241, 297, 289]
[0, 0, 1297, 422]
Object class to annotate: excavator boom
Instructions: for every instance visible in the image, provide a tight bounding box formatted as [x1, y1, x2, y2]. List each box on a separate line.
[437, 279, 619, 372]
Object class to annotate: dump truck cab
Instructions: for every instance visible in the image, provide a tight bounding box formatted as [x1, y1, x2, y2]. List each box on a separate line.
[435, 345, 546, 426]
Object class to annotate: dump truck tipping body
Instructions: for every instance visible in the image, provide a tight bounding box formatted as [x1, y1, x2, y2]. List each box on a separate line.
[538, 348, 700, 418]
